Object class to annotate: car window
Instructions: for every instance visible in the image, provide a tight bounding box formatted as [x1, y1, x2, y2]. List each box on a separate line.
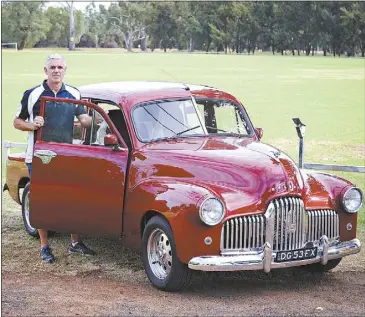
[41, 100, 112, 147]
[42, 101, 83, 144]
[83, 108, 111, 146]
[132, 99, 205, 142]
[195, 99, 252, 136]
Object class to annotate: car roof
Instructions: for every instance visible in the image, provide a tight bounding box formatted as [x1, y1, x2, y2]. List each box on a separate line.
[79, 81, 218, 104]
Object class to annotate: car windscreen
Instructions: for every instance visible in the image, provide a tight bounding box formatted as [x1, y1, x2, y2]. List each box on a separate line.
[132, 99, 206, 142]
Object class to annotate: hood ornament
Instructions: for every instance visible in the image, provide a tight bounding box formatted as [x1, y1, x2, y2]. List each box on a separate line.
[269, 150, 281, 163]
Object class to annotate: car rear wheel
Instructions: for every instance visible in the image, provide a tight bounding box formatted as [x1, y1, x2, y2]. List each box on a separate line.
[21, 182, 39, 237]
[304, 258, 342, 273]
[141, 216, 192, 292]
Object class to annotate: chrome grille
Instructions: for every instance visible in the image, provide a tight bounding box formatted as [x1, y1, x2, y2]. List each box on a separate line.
[221, 215, 265, 251]
[307, 210, 339, 242]
[272, 197, 305, 251]
[220, 197, 340, 254]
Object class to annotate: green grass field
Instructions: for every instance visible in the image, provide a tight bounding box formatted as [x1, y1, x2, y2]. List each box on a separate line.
[2, 48, 364, 224]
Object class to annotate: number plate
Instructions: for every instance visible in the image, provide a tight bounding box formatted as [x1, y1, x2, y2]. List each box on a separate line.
[275, 247, 317, 263]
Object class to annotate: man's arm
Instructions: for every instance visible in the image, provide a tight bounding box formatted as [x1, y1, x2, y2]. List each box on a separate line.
[13, 117, 42, 131]
[13, 90, 44, 131]
[77, 113, 92, 128]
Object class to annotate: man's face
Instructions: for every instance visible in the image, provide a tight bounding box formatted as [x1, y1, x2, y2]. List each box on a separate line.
[44, 59, 66, 85]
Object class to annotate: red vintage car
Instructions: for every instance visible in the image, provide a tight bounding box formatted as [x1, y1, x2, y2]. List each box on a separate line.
[4, 81, 362, 291]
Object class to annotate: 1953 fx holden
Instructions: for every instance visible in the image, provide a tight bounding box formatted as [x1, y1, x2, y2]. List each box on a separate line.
[4, 81, 362, 291]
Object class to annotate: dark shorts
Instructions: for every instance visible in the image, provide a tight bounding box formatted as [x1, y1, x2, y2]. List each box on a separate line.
[26, 163, 32, 177]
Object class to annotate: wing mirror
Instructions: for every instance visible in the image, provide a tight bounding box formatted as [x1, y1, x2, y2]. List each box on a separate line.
[104, 133, 118, 146]
[255, 128, 263, 140]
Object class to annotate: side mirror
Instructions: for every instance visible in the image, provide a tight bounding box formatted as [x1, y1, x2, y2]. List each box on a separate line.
[104, 133, 118, 146]
[255, 128, 263, 140]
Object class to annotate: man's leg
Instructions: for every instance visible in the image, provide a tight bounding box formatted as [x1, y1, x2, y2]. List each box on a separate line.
[39, 229, 49, 247]
[39, 229, 55, 263]
[69, 233, 96, 256]
[70, 233, 81, 243]
[26, 163, 32, 177]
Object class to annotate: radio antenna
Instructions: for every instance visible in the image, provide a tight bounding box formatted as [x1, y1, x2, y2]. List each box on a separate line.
[161, 69, 190, 91]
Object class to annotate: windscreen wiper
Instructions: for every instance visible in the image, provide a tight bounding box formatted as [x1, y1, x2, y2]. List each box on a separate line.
[205, 126, 245, 138]
[205, 126, 229, 133]
[176, 125, 201, 136]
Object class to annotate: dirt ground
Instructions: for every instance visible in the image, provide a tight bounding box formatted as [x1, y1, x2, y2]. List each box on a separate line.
[2, 192, 365, 316]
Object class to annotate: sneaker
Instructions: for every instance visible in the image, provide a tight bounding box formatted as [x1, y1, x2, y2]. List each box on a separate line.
[68, 242, 96, 256]
[40, 246, 55, 264]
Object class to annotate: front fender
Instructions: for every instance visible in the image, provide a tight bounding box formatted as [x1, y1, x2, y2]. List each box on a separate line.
[123, 179, 223, 263]
[301, 170, 352, 209]
[301, 169, 358, 241]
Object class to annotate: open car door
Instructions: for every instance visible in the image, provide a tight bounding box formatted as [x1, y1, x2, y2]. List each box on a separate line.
[29, 97, 129, 239]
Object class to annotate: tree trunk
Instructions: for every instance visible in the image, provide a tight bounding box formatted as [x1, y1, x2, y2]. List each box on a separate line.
[305, 46, 310, 56]
[128, 40, 133, 52]
[189, 37, 193, 53]
[19, 38, 26, 50]
[205, 39, 211, 53]
[312, 47, 314, 56]
[141, 36, 147, 51]
[323, 48, 327, 56]
[95, 34, 98, 48]
[69, 1, 75, 51]
[297, 49, 300, 56]
[281, 49, 284, 55]
[123, 34, 129, 51]
[292, 49, 295, 56]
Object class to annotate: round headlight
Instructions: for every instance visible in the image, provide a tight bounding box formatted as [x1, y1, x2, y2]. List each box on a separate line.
[199, 197, 225, 226]
[342, 187, 363, 213]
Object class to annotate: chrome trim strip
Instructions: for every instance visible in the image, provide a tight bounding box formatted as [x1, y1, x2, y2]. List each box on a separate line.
[189, 237, 361, 272]
[243, 217, 247, 248]
[320, 235, 329, 265]
[239, 217, 243, 249]
[235, 218, 239, 250]
[230, 218, 234, 248]
[263, 242, 272, 273]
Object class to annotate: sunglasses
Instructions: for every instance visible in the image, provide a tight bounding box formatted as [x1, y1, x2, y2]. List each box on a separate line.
[50, 66, 65, 70]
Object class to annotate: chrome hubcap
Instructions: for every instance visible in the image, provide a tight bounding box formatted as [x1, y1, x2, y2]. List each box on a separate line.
[24, 190, 35, 231]
[147, 229, 172, 279]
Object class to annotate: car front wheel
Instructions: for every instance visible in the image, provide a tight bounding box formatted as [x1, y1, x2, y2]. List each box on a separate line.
[141, 216, 192, 292]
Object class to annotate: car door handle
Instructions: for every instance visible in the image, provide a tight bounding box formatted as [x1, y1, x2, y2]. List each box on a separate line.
[34, 150, 57, 164]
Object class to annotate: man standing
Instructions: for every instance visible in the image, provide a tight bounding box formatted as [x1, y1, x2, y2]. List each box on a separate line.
[13, 54, 96, 264]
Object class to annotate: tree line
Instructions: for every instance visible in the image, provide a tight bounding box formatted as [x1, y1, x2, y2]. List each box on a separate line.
[2, 1, 365, 57]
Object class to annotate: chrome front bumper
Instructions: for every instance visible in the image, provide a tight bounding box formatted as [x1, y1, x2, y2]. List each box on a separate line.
[188, 236, 361, 272]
